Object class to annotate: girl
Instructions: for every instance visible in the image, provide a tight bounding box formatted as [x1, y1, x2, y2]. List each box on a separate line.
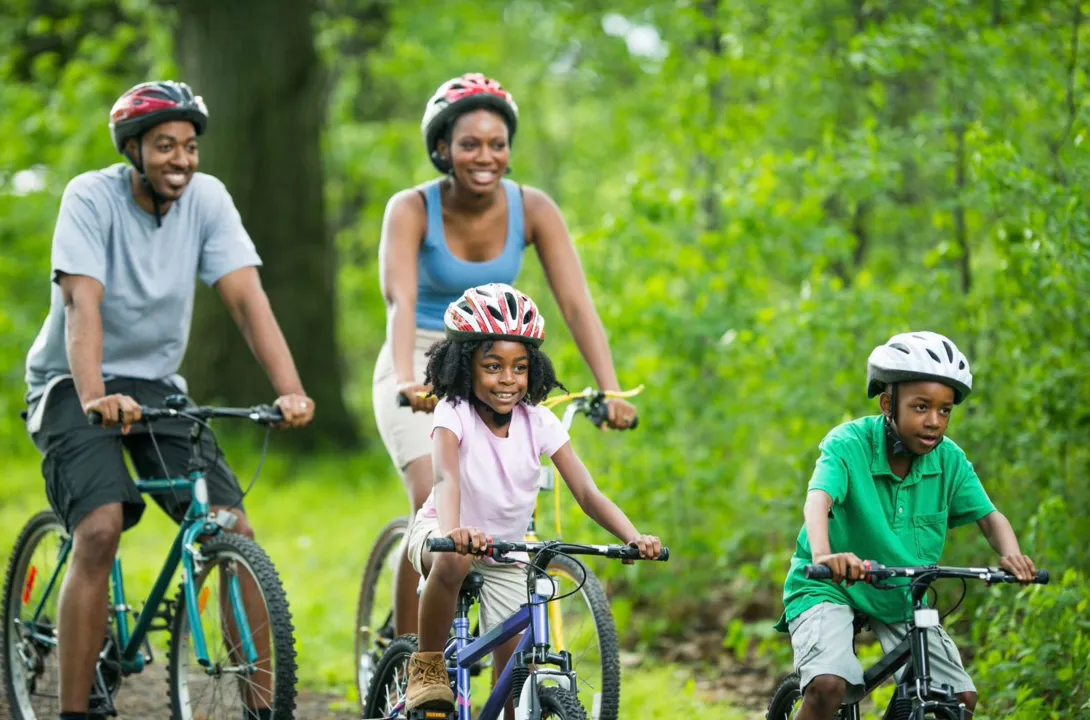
[373, 72, 638, 638]
[402, 283, 661, 716]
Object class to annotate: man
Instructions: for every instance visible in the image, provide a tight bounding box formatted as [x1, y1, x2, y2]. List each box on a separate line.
[23, 80, 315, 720]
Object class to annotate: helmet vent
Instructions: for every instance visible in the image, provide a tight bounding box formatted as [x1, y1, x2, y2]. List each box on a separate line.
[942, 340, 954, 362]
[504, 292, 518, 317]
[926, 348, 941, 362]
[959, 360, 966, 370]
[890, 343, 911, 354]
[487, 306, 503, 321]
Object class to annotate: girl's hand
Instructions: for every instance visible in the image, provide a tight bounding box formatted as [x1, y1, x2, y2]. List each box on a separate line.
[447, 526, 488, 555]
[625, 533, 662, 564]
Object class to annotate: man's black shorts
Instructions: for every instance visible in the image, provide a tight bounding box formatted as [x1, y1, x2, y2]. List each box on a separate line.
[28, 377, 244, 533]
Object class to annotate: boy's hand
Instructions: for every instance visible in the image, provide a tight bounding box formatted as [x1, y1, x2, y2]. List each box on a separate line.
[447, 526, 488, 555]
[625, 534, 662, 564]
[999, 553, 1037, 584]
[813, 552, 868, 585]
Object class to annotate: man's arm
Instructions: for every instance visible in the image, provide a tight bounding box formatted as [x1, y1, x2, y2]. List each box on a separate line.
[59, 273, 142, 429]
[215, 266, 313, 427]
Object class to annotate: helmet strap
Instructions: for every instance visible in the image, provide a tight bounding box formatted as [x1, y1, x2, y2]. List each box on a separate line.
[471, 395, 513, 427]
[129, 136, 166, 228]
[884, 384, 917, 458]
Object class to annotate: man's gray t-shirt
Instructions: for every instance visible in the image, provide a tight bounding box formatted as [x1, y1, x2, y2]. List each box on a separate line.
[25, 163, 261, 405]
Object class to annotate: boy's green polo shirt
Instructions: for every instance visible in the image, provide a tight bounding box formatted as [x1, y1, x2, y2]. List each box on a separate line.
[776, 415, 996, 630]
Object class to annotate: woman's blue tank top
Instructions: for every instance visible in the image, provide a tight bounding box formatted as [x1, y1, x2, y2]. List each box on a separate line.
[416, 179, 527, 330]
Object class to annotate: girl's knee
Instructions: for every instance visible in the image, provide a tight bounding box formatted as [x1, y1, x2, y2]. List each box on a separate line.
[431, 551, 472, 587]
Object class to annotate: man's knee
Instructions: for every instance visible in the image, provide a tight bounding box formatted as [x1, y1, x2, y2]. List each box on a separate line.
[804, 674, 846, 710]
[72, 504, 124, 571]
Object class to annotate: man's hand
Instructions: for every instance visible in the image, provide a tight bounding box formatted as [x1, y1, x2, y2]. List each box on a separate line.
[274, 392, 315, 429]
[624, 533, 662, 564]
[83, 394, 142, 434]
[813, 552, 869, 585]
[999, 553, 1038, 584]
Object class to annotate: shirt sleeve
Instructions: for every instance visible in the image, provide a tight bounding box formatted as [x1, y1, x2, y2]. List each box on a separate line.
[947, 454, 997, 528]
[532, 405, 570, 458]
[807, 439, 850, 505]
[431, 399, 464, 442]
[51, 177, 107, 286]
[197, 176, 262, 287]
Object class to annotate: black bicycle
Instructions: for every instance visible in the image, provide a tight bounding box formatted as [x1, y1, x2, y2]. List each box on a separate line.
[766, 562, 1049, 720]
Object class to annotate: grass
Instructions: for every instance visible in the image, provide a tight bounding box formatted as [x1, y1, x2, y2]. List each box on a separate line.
[0, 441, 747, 718]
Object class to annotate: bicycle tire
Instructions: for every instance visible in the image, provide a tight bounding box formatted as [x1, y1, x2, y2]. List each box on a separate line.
[545, 553, 620, 720]
[2, 511, 69, 720]
[766, 672, 802, 720]
[166, 533, 297, 719]
[363, 634, 419, 718]
[355, 516, 409, 713]
[538, 685, 590, 720]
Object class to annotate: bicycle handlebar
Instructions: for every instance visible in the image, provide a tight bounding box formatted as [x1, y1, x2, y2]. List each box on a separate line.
[804, 562, 1049, 585]
[88, 402, 284, 426]
[425, 537, 669, 562]
[397, 385, 642, 430]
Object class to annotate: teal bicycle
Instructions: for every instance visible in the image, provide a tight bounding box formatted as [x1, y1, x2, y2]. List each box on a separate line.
[1, 395, 297, 719]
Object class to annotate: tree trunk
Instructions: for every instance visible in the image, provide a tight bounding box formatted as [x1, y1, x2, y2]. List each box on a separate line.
[176, 0, 359, 450]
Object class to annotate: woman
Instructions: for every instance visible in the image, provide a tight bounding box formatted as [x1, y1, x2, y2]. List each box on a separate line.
[374, 72, 637, 635]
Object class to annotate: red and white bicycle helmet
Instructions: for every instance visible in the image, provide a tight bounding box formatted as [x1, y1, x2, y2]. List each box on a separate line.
[421, 73, 519, 172]
[109, 81, 208, 153]
[444, 283, 545, 346]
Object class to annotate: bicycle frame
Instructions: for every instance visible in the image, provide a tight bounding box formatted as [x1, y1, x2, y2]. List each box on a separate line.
[24, 473, 257, 675]
[389, 574, 569, 720]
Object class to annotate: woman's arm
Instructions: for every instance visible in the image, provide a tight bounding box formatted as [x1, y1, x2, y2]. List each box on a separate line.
[378, 189, 435, 412]
[525, 187, 636, 428]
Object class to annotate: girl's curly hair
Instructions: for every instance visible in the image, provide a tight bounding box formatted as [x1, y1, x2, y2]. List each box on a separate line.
[424, 338, 566, 406]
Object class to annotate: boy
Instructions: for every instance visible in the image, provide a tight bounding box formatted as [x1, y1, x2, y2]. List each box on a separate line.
[775, 331, 1037, 719]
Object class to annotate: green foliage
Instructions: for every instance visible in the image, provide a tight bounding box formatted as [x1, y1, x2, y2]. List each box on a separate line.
[1, 0, 1088, 711]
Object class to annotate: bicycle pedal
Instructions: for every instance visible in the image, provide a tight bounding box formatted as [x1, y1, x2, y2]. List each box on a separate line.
[407, 711, 453, 720]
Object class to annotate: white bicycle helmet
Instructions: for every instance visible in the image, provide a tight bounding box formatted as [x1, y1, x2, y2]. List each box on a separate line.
[444, 283, 545, 346]
[866, 331, 973, 403]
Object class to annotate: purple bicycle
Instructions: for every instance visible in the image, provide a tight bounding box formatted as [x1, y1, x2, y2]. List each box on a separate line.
[362, 538, 669, 720]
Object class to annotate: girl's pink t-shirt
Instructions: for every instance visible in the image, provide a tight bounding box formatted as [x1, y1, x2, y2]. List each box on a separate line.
[416, 398, 570, 542]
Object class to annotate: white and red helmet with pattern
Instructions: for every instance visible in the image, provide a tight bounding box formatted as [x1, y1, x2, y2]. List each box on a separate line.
[444, 283, 545, 346]
[421, 73, 519, 172]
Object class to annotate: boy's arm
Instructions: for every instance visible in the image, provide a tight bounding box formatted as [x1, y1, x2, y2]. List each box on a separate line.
[977, 510, 1037, 582]
[805, 490, 867, 584]
[551, 442, 661, 558]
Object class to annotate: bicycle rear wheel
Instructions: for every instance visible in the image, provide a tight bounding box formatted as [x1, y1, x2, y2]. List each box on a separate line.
[167, 533, 297, 719]
[545, 553, 620, 720]
[355, 516, 409, 713]
[1, 511, 68, 720]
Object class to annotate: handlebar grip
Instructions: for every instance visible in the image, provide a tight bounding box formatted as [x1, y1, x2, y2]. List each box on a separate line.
[87, 411, 104, 426]
[396, 393, 411, 408]
[657, 547, 668, 561]
[805, 564, 834, 580]
[1035, 570, 1050, 585]
[426, 537, 457, 553]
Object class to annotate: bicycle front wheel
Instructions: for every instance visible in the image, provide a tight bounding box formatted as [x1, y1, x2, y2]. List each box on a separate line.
[355, 516, 409, 713]
[1, 511, 69, 720]
[766, 672, 803, 719]
[167, 533, 297, 719]
[546, 554, 620, 720]
[538, 686, 590, 720]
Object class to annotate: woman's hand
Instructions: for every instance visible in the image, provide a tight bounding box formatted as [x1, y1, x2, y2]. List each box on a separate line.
[397, 381, 438, 413]
[606, 398, 638, 430]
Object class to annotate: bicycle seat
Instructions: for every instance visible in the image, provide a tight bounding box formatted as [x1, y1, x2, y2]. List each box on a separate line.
[461, 571, 485, 596]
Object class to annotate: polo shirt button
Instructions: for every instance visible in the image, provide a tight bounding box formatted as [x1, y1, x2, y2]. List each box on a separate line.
[898, 507, 904, 514]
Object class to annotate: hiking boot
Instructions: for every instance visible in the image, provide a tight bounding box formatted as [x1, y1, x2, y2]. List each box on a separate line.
[405, 651, 453, 710]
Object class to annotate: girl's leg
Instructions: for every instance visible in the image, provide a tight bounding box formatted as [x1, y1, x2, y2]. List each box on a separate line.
[405, 548, 471, 711]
